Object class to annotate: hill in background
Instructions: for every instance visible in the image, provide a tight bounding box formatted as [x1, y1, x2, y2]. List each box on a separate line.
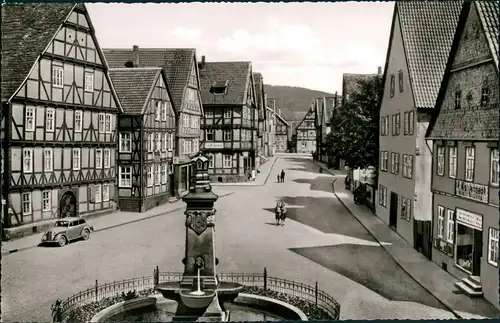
[264, 85, 336, 123]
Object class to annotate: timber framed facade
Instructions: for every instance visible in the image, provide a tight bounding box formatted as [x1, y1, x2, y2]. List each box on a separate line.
[103, 47, 204, 197]
[295, 107, 316, 154]
[1, 4, 123, 237]
[199, 60, 258, 183]
[110, 68, 177, 213]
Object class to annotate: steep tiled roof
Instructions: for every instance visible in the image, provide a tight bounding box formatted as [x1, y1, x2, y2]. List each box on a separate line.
[276, 113, 290, 127]
[324, 97, 336, 124]
[476, 1, 499, 72]
[103, 48, 195, 111]
[199, 62, 251, 105]
[1, 3, 75, 100]
[397, 1, 463, 109]
[109, 68, 160, 115]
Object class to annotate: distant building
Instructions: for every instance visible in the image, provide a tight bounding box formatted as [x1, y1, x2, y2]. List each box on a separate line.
[295, 106, 316, 154]
[377, 1, 461, 261]
[253, 73, 268, 161]
[266, 98, 278, 156]
[275, 111, 290, 153]
[1, 4, 122, 237]
[198, 60, 258, 183]
[426, 1, 499, 308]
[110, 68, 177, 212]
[315, 95, 339, 163]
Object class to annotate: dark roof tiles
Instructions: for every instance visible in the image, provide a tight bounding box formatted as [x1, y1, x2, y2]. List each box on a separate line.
[109, 68, 160, 115]
[397, 1, 463, 108]
[199, 62, 252, 105]
[1, 3, 75, 100]
[476, 1, 499, 71]
[103, 48, 195, 111]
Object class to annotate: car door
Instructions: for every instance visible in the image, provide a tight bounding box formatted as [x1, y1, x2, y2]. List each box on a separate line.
[67, 220, 79, 240]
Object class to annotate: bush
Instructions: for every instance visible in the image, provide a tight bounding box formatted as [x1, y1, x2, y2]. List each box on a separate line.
[121, 290, 138, 300]
[241, 286, 336, 320]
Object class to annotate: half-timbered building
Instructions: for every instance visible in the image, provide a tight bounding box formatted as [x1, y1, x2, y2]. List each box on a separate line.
[1, 4, 123, 238]
[275, 112, 290, 153]
[103, 47, 203, 197]
[266, 98, 278, 157]
[295, 107, 316, 154]
[198, 60, 258, 182]
[426, 1, 499, 308]
[109, 68, 177, 212]
[253, 72, 267, 161]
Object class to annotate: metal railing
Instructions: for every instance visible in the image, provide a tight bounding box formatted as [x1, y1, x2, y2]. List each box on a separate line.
[54, 267, 340, 322]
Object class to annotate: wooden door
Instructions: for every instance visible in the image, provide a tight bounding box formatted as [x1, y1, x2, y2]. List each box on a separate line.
[60, 191, 77, 218]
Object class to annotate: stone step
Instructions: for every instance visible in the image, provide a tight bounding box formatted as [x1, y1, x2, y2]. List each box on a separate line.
[462, 276, 482, 292]
[469, 275, 481, 285]
[454, 281, 484, 297]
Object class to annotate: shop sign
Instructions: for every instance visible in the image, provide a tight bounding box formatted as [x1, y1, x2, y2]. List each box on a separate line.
[204, 142, 224, 149]
[456, 208, 483, 231]
[455, 180, 488, 203]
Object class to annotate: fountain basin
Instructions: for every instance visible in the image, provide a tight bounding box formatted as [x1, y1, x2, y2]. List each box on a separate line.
[92, 293, 308, 322]
[180, 289, 216, 308]
[156, 281, 245, 306]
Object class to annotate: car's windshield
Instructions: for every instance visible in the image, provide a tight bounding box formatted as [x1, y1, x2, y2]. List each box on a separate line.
[55, 221, 69, 227]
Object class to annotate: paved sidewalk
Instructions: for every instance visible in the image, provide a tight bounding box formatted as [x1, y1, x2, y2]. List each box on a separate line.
[331, 174, 500, 319]
[1, 188, 235, 256]
[211, 155, 277, 187]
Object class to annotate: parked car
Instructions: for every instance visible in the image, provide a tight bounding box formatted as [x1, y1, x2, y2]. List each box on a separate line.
[41, 217, 94, 247]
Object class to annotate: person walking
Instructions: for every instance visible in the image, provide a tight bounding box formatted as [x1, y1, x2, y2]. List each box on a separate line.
[279, 201, 287, 226]
[280, 169, 285, 182]
[275, 202, 282, 225]
[277, 173, 281, 183]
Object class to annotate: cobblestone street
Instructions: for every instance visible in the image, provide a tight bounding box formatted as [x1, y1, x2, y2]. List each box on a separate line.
[2, 155, 468, 321]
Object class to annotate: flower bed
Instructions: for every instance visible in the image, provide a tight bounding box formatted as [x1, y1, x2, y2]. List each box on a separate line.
[242, 286, 333, 320]
[63, 287, 333, 322]
[65, 289, 157, 322]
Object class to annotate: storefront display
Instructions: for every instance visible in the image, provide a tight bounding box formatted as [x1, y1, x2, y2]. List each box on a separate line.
[455, 208, 483, 275]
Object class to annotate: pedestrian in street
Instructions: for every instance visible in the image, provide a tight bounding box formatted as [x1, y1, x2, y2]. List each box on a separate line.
[279, 202, 287, 226]
[280, 169, 285, 182]
[275, 202, 282, 225]
[277, 173, 281, 183]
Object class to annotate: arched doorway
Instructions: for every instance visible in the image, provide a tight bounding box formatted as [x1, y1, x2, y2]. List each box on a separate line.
[59, 191, 77, 218]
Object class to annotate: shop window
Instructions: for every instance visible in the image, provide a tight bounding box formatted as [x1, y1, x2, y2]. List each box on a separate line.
[488, 228, 499, 267]
[456, 223, 474, 273]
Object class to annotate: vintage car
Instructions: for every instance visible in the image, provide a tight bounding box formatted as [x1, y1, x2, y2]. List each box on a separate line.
[41, 217, 94, 247]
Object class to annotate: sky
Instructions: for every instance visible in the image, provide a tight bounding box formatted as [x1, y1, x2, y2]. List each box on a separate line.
[86, 2, 394, 94]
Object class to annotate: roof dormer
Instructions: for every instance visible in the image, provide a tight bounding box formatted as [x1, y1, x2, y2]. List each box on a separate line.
[210, 80, 229, 95]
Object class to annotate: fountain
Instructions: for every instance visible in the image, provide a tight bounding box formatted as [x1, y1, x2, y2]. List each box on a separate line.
[154, 156, 244, 322]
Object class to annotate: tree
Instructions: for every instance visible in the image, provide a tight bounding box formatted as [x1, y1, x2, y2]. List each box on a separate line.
[324, 76, 382, 170]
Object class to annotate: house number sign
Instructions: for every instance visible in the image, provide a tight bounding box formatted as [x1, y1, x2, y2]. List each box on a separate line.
[455, 180, 488, 203]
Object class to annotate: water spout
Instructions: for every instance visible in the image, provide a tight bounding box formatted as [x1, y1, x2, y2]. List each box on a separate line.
[190, 267, 205, 296]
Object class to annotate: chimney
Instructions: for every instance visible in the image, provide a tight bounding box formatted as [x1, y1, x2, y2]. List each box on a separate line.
[278, 108, 281, 116]
[132, 45, 139, 67]
[377, 66, 382, 75]
[200, 55, 206, 70]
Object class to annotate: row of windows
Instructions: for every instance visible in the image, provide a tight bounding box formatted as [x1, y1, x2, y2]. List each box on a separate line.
[142, 132, 175, 153]
[182, 138, 199, 155]
[52, 65, 94, 92]
[453, 81, 490, 110]
[205, 154, 232, 168]
[437, 146, 498, 185]
[378, 185, 412, 221]
[20, 184, 110, 216]
[436, 206, 498, 267]
[22, 147, 111, 173]
[204, 107, 254, 120]
[380, 151, 413, 179]
[25, 108, 113, 134]
[154, 101, 174, 122]
[182, 114, 200, 129]
[205, 129, 253, 142]
[380, 111, 414, 136]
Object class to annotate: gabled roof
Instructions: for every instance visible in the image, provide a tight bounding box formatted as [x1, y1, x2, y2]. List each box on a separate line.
[276, 113, 290, 127]
[324, 97, 337, 125]
[426, 1, 499, 139]
[1, 3, 77, 100]
[295, 107, 315, 131]
[199, 61, 252, 105]
[394, 1, 463, 109]
[476, 1, 499, 72]
[109, 68, 162, 115]
[103, 48, 196, 111]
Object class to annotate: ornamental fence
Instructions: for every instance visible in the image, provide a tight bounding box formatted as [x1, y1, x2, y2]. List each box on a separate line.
[53, 267, 340, 322]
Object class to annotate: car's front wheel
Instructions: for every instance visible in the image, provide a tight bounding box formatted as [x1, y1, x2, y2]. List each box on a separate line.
[82, 229, 90, 240]
[57, 235, 67, 247]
